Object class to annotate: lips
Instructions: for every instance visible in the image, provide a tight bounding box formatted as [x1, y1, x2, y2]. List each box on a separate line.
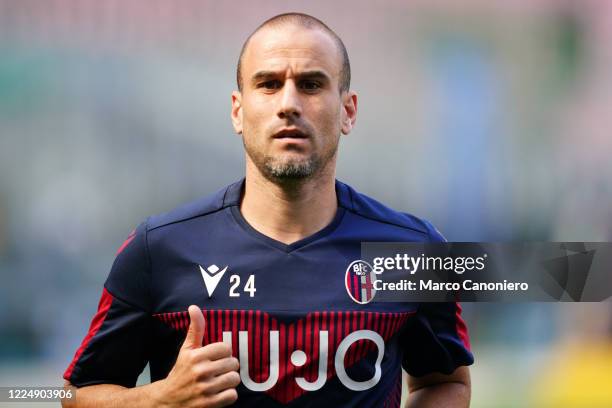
[273, 128, 308, 139]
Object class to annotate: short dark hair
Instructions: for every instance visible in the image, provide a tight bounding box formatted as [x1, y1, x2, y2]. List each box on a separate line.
[236, 13, 351, 93]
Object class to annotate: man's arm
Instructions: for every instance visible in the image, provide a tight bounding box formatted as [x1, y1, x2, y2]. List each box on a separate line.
[62, 381, 165, 408]
[61, 378, 237, 408]
[405, 366, 471, 408]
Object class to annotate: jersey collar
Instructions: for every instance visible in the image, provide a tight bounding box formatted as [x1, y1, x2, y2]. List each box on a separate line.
[223, 178, 349, 253]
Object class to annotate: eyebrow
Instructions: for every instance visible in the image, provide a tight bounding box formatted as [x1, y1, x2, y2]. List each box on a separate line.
[250, 70, 331, 86]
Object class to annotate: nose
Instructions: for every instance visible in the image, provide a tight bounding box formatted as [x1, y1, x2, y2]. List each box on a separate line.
[277, 80, 301, 120]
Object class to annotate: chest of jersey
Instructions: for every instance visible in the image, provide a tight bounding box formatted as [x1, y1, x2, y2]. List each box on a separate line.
[147, 214, 417, 405]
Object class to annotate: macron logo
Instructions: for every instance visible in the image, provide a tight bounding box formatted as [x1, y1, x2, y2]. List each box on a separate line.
[198, 264, 228, 298]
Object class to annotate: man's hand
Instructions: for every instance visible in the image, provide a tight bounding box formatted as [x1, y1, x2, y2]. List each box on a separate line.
[154, 305, 240, 408]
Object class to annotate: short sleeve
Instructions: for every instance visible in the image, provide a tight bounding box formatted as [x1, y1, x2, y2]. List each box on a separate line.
[64, 221, 152, 387]
[401, 301, 474, 377]
[401, 218, 474, 376]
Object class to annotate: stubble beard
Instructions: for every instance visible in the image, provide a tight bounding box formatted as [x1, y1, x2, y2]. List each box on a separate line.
[243, 136, 338, 185]
[263, 155, 320, 180]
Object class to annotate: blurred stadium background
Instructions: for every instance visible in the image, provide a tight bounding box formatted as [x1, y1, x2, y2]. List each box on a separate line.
[1, 1, 611, 407]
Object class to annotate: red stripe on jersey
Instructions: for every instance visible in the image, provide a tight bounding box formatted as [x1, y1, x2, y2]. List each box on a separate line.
[254, 310, 261, 381]
[175, 312, 181, 331]
[296, 315, 304, 380]
[209, 309, 216, 342]
[365, 312, 374, 354]
[455, 303, 471, 351]
[177, 312, 184, 331]
[355, 311, 365, 360]
[347, 310, 354, 363]
[327, 311, 334, 376]
[115, 230, 136, 255]
[203, 309, 210, 345]
[63, 287, 114, 380]
[261, 313, 270, 381]
[279, 320, 287, 400]
[287, 320, 296, 401]
[247, 310, 254, 380]
[344, 310, 350, 339]
[312, 311, 320, 382]
[336, 311, 343, 354]
[181, 311, 189, 331]
[232, 310, 238, 357]
[217, 310, 223, 344]
[174, 312, 181, 331]
[304, 312, 312, 381]
[169, 312, 176, 330]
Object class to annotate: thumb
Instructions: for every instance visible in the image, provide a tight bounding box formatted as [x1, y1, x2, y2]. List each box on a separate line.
[182, 305, 205, 350]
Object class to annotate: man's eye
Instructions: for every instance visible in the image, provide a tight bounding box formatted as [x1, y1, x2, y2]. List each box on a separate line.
[300, 81, 321, 91]
[259, 80, 281, 89]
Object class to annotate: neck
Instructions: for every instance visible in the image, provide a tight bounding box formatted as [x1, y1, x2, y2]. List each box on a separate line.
[240, 160, 338, 245]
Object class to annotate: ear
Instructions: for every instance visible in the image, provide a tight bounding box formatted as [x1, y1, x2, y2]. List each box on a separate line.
[341, 91, 358, 135]
[231, 91, 243, 134]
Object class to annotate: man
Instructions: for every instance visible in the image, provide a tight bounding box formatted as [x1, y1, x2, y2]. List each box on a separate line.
[63, 13, 473, 407]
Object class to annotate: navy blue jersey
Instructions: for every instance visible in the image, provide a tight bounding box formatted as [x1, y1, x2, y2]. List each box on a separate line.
[64, 179, 473, 407]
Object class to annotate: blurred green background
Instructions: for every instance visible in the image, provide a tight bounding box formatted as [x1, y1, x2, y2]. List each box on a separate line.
[1, 1, 611, 407]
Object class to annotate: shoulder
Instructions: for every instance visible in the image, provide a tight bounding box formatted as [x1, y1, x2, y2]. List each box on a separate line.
[145, 180, 240, 232]
[104, 181, 241, 308]
[337, 180, 446, 242]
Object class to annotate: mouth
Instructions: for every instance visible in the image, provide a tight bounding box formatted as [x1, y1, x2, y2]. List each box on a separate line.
[272, 128, 309, 140]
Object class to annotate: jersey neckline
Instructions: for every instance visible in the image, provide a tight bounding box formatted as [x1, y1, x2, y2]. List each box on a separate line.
[225, 178, 348, 253]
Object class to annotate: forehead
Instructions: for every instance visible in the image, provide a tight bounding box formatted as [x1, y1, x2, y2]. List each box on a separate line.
[242, 25, 341, 76]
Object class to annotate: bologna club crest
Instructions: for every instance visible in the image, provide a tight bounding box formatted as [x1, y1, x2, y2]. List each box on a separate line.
[345, 260, 377, 304]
